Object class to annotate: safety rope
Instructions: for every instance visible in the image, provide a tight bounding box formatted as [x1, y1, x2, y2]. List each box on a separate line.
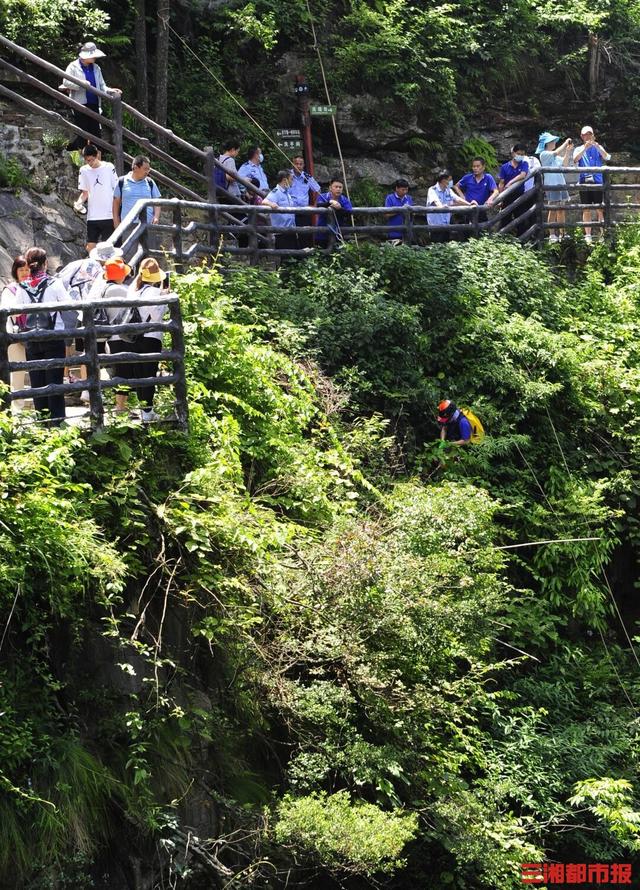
[303, 0, 351, 201]
[168, 24, 294, 167]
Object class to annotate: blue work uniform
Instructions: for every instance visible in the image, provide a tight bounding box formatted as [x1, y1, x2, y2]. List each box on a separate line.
[113, 173, 161, 223]
[456, 172, 497, 204]
[238, 160, 269, 192]
[264, 185, 296, 228]
[499, 160, 529, 195]
[384, 192, 414, 240]
[290, 170, 321, 207]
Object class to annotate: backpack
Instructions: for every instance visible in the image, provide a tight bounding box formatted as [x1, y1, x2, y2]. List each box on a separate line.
[17, 279, 57, 332]
[111, 303, 143, 342]
[460, 407, 485, 444]
[214, 157, 229, 191]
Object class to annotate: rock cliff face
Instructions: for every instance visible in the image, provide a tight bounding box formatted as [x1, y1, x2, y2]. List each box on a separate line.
[0, 101, 86, 278]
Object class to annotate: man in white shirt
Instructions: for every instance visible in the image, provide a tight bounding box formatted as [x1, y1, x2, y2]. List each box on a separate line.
[76, 144, 119, 253]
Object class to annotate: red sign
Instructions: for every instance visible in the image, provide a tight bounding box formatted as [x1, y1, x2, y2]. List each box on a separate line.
[521, 863, 633, 885]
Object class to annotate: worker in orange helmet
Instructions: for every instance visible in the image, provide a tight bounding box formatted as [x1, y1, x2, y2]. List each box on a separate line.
[437, 399, 472, 446]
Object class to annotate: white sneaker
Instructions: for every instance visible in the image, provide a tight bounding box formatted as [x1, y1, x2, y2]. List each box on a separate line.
[584, 234, 593, 244]
[141, 409, 159, 423]
[81, 389, 90, 402]
[548, 234, 558, 243]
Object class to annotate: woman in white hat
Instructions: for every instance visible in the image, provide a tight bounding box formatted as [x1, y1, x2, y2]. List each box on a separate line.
[536, 132, 573, 242]
[61, 41, 121, 151]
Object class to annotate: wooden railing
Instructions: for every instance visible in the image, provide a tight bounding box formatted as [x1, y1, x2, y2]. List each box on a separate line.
[0, 293, 188, 430]
[106, 167, 640, 265]
[0, 35, 266, 203]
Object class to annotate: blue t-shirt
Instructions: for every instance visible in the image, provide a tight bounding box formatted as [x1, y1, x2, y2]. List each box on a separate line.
[445, 413, 472, 441]
[457, 172, 497, 204]
[264, 185, 295, 228]
[316, 192, 353, 228]
[576, 144, 608, 185]
[499, 160, 529, 192]
[113, 173, 161, 223]
[458, 415, 472, 441]
[384, 192, 414, 239]
[82, 62, 99, 107]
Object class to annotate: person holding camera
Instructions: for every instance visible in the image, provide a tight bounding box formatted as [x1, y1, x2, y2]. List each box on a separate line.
[537, 133, 573, 242]
[573, 125, 611, 243]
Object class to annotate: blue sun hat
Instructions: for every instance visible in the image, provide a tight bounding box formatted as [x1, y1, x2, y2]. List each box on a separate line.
[536, 131, 560, 154]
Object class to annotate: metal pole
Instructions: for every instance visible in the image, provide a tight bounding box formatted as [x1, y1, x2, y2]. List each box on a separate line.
[295, 75, 314, 178]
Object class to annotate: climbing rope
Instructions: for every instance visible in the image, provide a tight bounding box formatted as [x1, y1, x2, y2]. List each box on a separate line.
[168, 24, 295, 167]
[303, 0, 351, 202]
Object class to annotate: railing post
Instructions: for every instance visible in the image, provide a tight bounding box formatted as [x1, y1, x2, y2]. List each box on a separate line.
[112, 95, 125, 175]
[472, 204, 480, 239]
[0, 315, 11, 414]
[204, 146, 218, 251]
[535, 170, 545, 244]
[603, 169, 612, 237]
[405, 205, 414, 245]
[82, 307, 105, 430]
[172, 204, 184, 267]
[169, 300, 189, 430]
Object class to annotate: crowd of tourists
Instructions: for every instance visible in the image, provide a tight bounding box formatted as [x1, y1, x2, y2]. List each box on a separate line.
[215, 127, 610, 248]
[58, 40, 612, 250]
[0, 244, 171, 426]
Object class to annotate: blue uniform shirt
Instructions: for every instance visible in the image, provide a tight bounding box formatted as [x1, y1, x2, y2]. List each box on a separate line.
[499, 160, 529, 192]
[113, 173, 161, 223]
[238, 160, 269, 191]
[316, 192, 353, 222]
[290, 170, 321, 207]
[456, 172, 497, 204]
[384, 192, 414, 239]
[264, 185, 296, 228]
[575, 143, 609, 185]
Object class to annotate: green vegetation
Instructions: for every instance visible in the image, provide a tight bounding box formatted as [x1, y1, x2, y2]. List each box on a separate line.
[2, 232, 640, 887]
[0, 152, 29, 190]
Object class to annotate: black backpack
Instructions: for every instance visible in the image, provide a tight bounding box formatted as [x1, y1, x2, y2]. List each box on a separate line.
[18, 279, 57, 332]
[111, 303, 144, 342]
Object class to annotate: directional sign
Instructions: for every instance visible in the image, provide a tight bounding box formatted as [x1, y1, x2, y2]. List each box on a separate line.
[310, 104, 336, 116]
[276, 128, 303, 151]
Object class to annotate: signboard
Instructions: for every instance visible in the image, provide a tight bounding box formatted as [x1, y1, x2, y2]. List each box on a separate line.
[310, 104, 337, 116]
[276, 128, 303, 151]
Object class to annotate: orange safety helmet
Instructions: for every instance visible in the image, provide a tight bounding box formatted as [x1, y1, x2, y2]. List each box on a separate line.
[437, 399, 457, 423]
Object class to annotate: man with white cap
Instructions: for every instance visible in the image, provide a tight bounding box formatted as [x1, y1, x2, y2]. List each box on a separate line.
[573, 125, 611, 243]
[61, 41, 121, 151]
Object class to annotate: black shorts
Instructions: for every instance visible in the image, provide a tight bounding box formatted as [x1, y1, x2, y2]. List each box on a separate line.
[579, 189, 603, 206]
[87, 218, 115, 243]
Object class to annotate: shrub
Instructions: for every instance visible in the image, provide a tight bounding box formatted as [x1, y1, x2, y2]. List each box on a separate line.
[274, 791, 418, 875]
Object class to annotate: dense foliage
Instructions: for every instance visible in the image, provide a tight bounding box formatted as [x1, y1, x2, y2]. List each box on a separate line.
[6, 0, 640, 172]
[2, 233, 640, 888]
